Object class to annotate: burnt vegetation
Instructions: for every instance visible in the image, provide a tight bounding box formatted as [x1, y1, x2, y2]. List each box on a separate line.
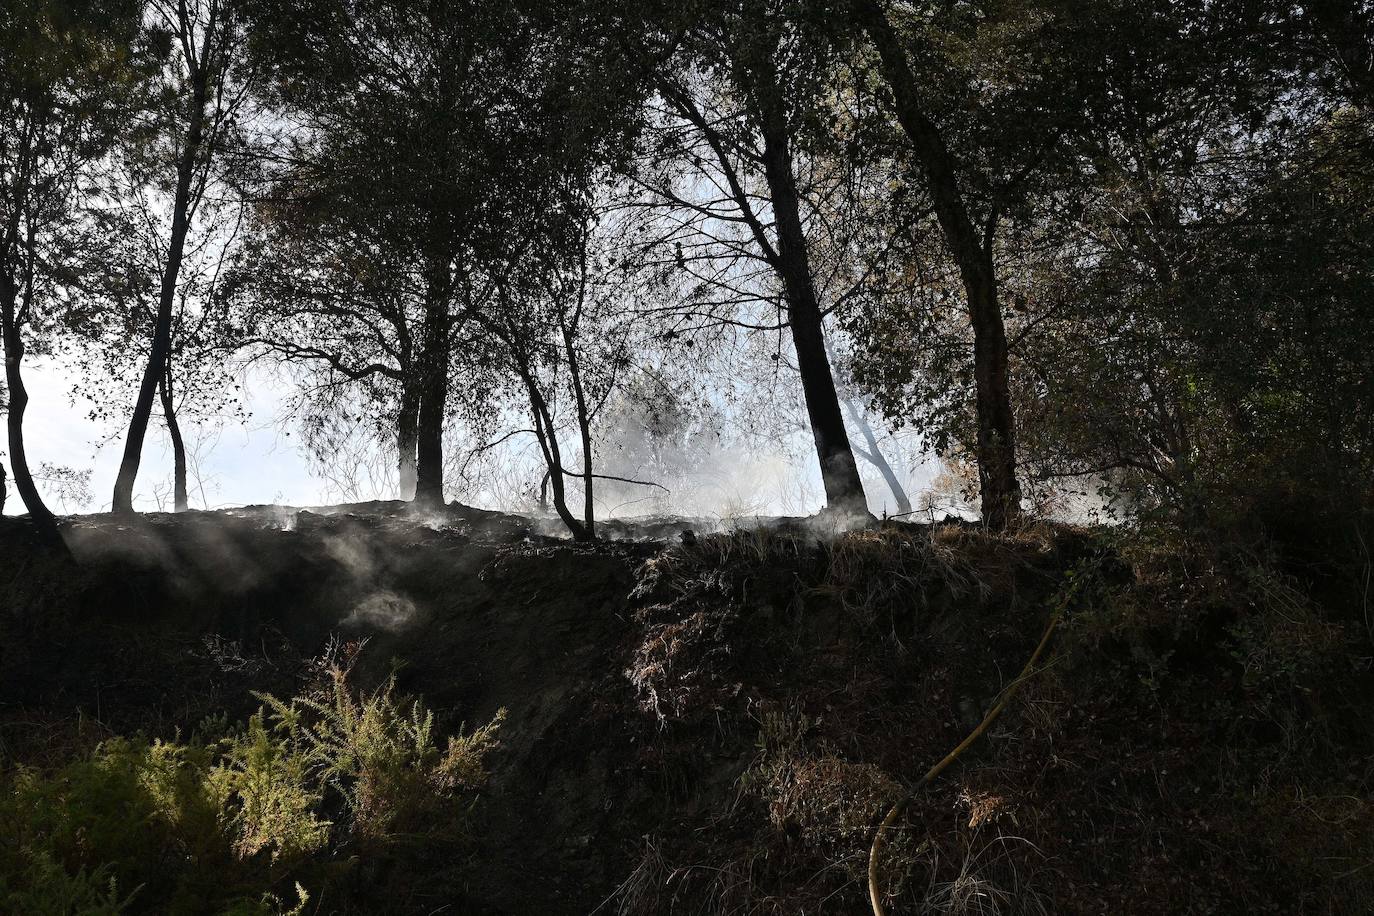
[2, 0, 1374, 914]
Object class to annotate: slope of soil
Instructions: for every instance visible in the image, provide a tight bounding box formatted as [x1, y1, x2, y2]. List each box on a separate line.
[1, 504, 1371, 914]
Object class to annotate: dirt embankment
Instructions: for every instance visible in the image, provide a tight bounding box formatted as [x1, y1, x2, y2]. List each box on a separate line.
[2, 504, 1372, 914]
[2, 502, 659, 912]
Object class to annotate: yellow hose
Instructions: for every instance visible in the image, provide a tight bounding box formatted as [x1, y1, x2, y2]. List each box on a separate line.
[868, 611, 1060, 916]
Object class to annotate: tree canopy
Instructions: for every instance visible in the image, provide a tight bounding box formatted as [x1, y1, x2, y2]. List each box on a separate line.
[0, 0, 1368, 546]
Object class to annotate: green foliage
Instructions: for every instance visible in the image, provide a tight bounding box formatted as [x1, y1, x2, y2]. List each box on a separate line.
[216, 884, 310, 916]
[0, 666, 504, 914]
[1058, 529, 1357, 729]
[214, 712, 330, 865]
[0, 736, 231, 912]
[247, 669, 506, 845]
[0, 850, 133, 916]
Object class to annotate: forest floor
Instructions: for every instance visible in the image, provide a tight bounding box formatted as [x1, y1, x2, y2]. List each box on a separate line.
[1, 501, 1372, 914]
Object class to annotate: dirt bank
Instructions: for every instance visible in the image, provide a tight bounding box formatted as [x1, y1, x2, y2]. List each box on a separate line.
[2, 504, 1371, 914]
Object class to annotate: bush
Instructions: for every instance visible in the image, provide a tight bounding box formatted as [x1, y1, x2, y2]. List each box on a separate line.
[0, 851, 132, 916]
[0, 663, 504, 914]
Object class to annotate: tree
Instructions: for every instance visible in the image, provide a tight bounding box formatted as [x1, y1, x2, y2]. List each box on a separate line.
[63, 162, 246, 513]
[246, 0, 613, 508]
[228, 194, 427, 499]
[111, 0, 248, 513]
[1, 0, 145, 545]
[840, 394, 910, 516]
[940, 0, 1374, 533]
[482, 198, 659, 539]
[844, 0, 1044, 528]
[1298, 0, 1374, 109]
[628, 0, 874, 516]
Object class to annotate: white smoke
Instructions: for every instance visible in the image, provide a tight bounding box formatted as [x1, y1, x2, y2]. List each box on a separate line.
[341, 589, 421, 633]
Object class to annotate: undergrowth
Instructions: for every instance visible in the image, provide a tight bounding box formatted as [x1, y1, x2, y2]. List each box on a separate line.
[0, 644, 505, 915]
[5, 515, 1372, 914]
[615, 519, 1374, 915]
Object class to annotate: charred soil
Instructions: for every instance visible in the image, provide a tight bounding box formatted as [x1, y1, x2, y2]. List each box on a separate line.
[1, 503, 1371, 914]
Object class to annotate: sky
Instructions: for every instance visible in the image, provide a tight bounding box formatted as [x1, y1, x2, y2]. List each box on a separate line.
[4, 355, 948, 520]
[8, 359, 331, 515]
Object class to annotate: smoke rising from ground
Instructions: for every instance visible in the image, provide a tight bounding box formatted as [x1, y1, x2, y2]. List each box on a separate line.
[12, 353, 1109, 528]
[342, 589, 422, 634]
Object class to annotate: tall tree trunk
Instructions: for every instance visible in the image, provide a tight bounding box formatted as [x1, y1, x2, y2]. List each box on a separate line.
[159, 364, 188, 512]
[413, 295, 449, 508]
[967, 264, 1021, 529]
[1, 279, 65, 552]
[560, 314, 595, 538]
[842, 397, 912, 515]
[112, 77, 208, 514]
[850, 0, 1022, 528]
[522, 370, 590, 541]
[397, 382, 419, 501]
[749, 48, 870, 517]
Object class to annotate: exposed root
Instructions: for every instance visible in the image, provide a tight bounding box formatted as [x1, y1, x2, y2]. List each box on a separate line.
[868, 609, 1061, 916]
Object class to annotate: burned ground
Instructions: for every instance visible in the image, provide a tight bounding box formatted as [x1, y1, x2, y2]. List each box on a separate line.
[1, 504, 1371, 914]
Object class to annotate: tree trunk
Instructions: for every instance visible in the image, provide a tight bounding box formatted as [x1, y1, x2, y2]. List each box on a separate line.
[1, 279, 66, 551]
[560, 314, 595, 538]
[413, 301, 449, 508]
[851, 0, 1022, 528]
[112, 76, 208, 514]
[520, 365, 590, 541]
[159, 364, 188, 512]
[842, 397, 912, 515]
[397, 382, 419, 501]
[967, 264, 1021, 530]
[537, 413, 586, 540]
[750, 51, 870, 517]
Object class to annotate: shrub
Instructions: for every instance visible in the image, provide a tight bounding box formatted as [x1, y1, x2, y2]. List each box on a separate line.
[248, 668, 506, 845]
[0, 850, 133, 915]
[213, 711, 330, 865]
[0, 663, 504, 914]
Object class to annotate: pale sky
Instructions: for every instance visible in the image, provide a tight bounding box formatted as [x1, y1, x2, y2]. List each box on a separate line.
[5, 355, 945, 520]
[7, 358, 333, 515]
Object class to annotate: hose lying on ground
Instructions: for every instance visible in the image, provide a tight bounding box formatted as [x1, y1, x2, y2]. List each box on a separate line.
[867, 610, 1061, 916]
